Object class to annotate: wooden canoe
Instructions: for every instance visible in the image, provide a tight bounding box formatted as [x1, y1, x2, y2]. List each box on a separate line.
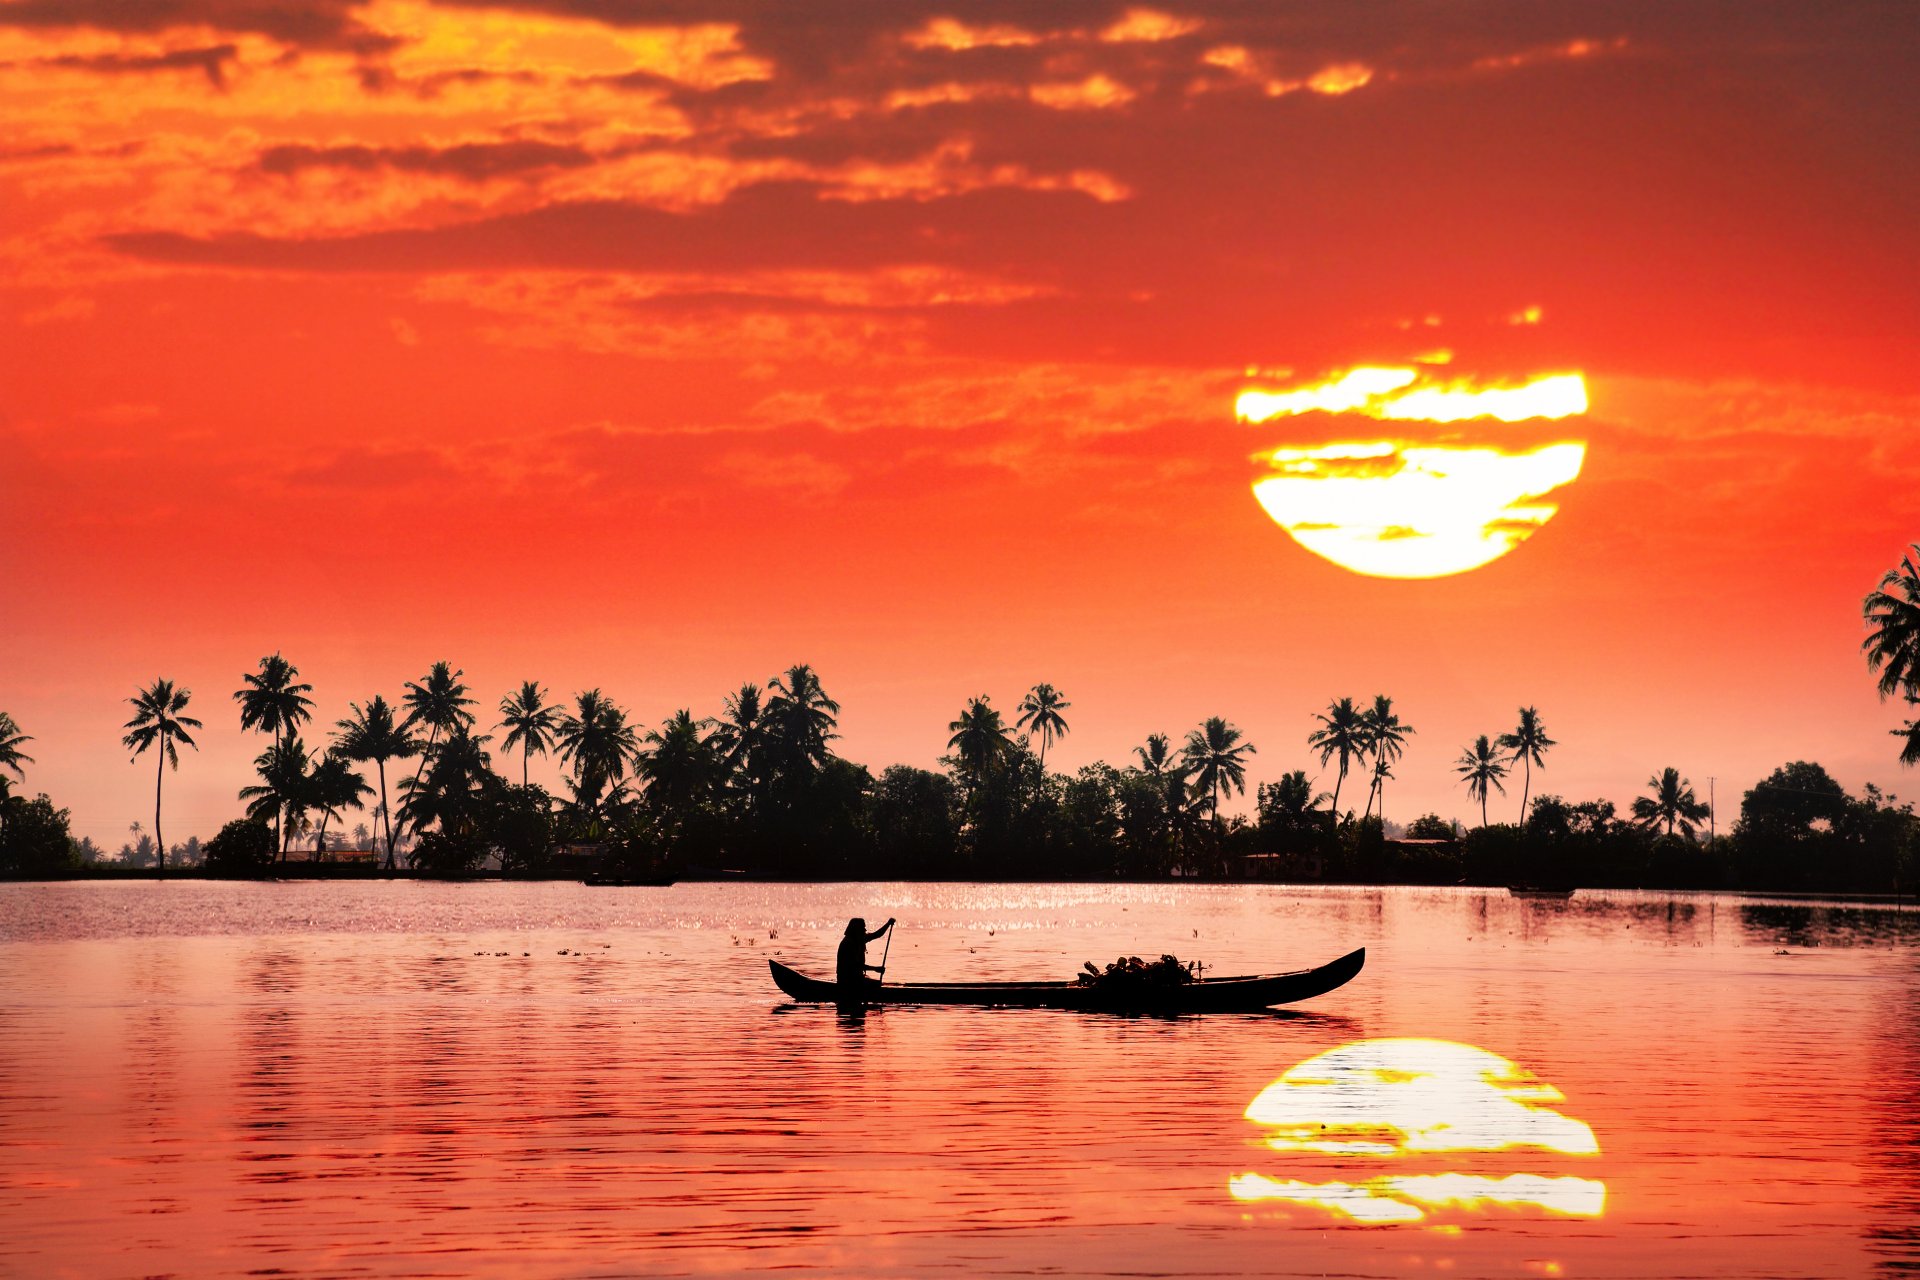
[768, 946, 1364, 1012]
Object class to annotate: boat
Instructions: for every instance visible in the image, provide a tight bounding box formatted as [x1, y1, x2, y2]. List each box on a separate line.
[1507, 886, 1577, 899]
[584, 873, 674, 887]
[768, 946, 1365, 1012]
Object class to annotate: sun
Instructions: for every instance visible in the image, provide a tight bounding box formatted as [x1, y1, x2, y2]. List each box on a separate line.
[1237, 367, 1590, 579]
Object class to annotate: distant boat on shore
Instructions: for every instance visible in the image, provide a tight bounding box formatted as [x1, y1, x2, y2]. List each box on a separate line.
[1508, 886, 1578, 899]
[584, 873, 674, 887]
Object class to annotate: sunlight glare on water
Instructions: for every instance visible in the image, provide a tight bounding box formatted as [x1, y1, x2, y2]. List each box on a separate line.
[1, 881, 1916, 1277]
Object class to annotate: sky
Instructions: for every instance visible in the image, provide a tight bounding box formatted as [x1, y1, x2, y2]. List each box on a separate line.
[2, 0, 1917, 848]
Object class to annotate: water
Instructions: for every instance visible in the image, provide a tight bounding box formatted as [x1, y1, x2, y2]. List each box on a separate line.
[1, 882, 1915, 1278]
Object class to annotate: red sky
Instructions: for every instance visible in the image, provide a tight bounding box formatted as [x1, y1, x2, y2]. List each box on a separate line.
[2, 1, 1916, 846]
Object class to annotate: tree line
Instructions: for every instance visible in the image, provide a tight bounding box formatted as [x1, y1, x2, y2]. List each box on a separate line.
[3, 542, 1919, 887]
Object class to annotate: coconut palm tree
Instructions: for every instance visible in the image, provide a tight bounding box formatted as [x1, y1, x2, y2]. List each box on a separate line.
[0, 712, 32, 838]
[1496, 706, 1556, 822]
[1358, 695, 1413, 821]
[1132, 732, 1178, 779]
[334, 696, 418, 870]
[709, 682, 768, 809]
[123, 679, 202, 871]
[947, 696, 1013, 785]
[234, 654, 314, 847]
[401, 662, 477, 833]
[1454, 735, 1508, 828]
[1865, 545, 1920, 763]
[640, 710, 721, 816]
[398, 728, 495, 840]
[1307, 697, 1366, 830]
[1258, 770, 1330, 835]
[308, 752, 372, 854]
[496, 681, 558, 787]
[1631, 767, 1711, 840]
[765, 664, 840, 777]
[556, 689, 639, 804]
[1015, 683, 1071, 770]
[239, 737, 314, 856]
[1181, 717, 1255, 828]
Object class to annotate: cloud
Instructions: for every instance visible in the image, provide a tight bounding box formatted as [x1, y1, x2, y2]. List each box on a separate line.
[36, 43, 239, 88]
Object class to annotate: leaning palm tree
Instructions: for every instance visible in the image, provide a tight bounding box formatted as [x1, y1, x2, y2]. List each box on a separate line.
[1015, 683, 1071, 770]
[496, 681, 558, 787]
[234, 654, 314, 847]
[1307, 697, 1367, 830]
[946, 696, 1013, 786]
[123, 679, 202, 872]
[556, 689, 639, 804]
[1133, 732, 1178, 779]
[335, 696, 418, 870]
[1865, 544, 1920, 764]
[0, 712, 33, 838]
[1496, 706, 1556, 822]
[1631, 767, 1711, 840]
[1180, 717, 1255, 828]
[1454, 735, 1508, 828]
[1358, 695, 1413, 821]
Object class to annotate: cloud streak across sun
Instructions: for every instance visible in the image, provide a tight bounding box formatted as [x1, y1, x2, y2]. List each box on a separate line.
[1238, 368, 1589, 579]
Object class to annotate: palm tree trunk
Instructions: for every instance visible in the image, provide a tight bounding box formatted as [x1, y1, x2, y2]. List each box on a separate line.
[154, 739, 166, 873]
[1520, 757, 1532, 824]
[522, 744, 529, 789]
[1481, 791, 1488, 828]
[378, 759, 395, 871]
[1329, 765, 1345, 834]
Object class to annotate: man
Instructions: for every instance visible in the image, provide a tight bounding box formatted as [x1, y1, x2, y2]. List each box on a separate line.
[836, 916, 895, 992]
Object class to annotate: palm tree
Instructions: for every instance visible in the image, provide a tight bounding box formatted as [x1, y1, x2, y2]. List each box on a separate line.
[0, 712, 33, 838]
[240, 737, 314, 856]
[640, 710, 721, 816]
[335, 696, 418, 870]
[1015, 683, 1071, 770]
[947, 696, 1013, 785]
[1258, 770, 1329, 833]
[556, 689, 639, 804]
[1181, 717, 1255, 828]
[710, 682, 768, 809]
[308, 752, 372, 853]
[1631, 767, 1711, 840]
[496, 681, 558, 787]
[1865, 545, 1920, 764]
[1132, 732, 1178, 779]
[123, 679, 202, 871]
[398, 728, 495, 840]
[765, 664, 840, 777]
[1454, 735, 1508, 828]
[1496, 706, 1556, 822]
[1307, 697, 1366, 830]
[401, 662, 477, 832]
[234, 654, 314, 847]
[1358, 695, 1413, 822]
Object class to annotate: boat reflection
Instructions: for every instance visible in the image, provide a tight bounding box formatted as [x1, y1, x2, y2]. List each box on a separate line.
[1231, 1038, 1605, 1225]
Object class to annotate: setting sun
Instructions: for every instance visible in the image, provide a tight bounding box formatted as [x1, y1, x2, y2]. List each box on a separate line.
[1238, 368, 1589, 578]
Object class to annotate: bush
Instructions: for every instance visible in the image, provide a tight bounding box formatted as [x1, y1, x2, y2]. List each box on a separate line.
[412, 828, 488, 877]
[1405, 813, 1456, 840]
[204, 819, 276, 876]
[0, 794, 78, 878]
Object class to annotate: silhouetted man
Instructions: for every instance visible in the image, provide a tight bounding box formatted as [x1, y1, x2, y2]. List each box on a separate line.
[837, 917, 895, 992]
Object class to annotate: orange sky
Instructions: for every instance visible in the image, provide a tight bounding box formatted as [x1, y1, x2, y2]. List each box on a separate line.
[2, 1, 1917, 846]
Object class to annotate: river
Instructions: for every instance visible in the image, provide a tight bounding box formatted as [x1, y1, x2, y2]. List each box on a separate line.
[1, 881, 1915, 1277]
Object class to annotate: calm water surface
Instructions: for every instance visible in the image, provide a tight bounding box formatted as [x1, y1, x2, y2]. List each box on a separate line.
[2, 882, 1916, 1278]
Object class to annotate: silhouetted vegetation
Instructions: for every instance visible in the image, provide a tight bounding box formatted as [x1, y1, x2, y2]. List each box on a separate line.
[10, 570, 1920, 895]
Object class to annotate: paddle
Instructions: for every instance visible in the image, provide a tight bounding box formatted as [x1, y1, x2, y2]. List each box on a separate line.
[876, 918, 894, 984]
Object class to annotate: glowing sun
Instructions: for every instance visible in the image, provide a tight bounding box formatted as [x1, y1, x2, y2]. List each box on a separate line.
[1237, 367, 1589, 578]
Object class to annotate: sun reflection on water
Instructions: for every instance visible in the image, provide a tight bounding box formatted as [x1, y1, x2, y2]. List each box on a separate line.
[1230, 1038, 1606, 1226]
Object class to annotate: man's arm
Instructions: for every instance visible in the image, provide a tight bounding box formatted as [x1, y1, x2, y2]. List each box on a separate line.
[865, 917, 896, 942]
